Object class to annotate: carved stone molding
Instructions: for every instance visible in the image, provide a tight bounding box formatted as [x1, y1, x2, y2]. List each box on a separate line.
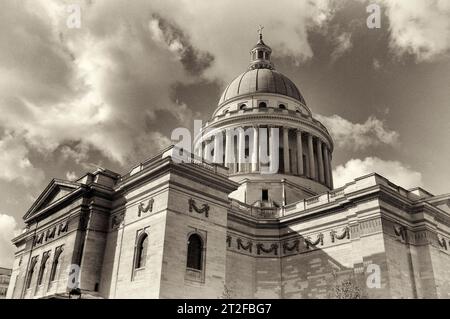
[42, 250, 51, 263]
[226, 235, 232, 248]
[32, 220, 69, 248]
[30, 255, 38, 268]
[55, 245, 64, 257]
[393, 224, 406, 241]
[330, 226, 350, 243]
[305, 233, 324, 249]
[58, 221, 68, 235]
[111, 213, 125, 229]
[438, 237, 448, 250]
[256, 243, 278, 256]
[138, 198, 154, 217]
[45, 227, 56, 241]
[282, 240, 300, 254]
[237, 238, 253, 253]
[188, 198, 210, 217]
[34, 233, 44, 246]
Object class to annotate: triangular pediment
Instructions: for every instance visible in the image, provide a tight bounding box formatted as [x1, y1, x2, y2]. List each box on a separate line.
[23, 179, 82, 222]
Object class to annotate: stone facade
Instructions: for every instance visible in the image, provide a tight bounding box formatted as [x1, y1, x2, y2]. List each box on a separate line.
[6, 147, 450, 299]
[6, 36, 450, 299]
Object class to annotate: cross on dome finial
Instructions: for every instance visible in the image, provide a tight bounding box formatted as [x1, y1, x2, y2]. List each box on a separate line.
[257, 25, 264, 40]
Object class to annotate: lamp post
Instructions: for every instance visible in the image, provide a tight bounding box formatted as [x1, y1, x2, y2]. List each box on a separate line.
[68, 287, 81, 299]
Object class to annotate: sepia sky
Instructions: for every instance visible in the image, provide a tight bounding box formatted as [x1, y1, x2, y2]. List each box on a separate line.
[1, 0, 450, 266]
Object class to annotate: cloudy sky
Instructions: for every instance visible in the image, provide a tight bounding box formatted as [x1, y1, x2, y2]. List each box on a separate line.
[0, 0, 449, 267]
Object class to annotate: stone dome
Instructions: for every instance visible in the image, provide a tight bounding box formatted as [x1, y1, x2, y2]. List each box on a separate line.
[195, 31, 334, 206]
[218, 68, 306, 106]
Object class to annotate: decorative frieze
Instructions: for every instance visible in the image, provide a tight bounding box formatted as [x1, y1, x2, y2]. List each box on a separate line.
[359, 219, 382, 236]
[237, 238, 253, 253]
[111, 212, 125, 229]
[58, 221, 68, 235]
[305, 233, 324, 250]
[138, 198, 154, 217]
[32, 220, 69, 247]
[282, 240, 300, 254]
[188, 198, 210, 218]
[226, 225, 353, 257]
[438, 237, 448, 250]
[226, 235, 232, 248]
[393, 224, 406, 241]
[330, 226, 350, 243]
[256, 243, 278, 256]
[45, 227, 56, 241]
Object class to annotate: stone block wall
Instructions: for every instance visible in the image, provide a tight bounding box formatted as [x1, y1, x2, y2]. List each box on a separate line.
[158, 181, 230, 299]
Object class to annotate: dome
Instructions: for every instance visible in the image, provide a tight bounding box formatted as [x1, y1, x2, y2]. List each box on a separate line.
[218, 68, 306, 106]
[218, 31, 306, 106]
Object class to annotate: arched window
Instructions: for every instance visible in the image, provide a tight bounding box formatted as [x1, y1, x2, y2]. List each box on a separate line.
[259, 102, 267, 108]
[49, 246, 63, 282]
[186, 234, 203, 270]
[37, 252, 50, 286]
[135, 233, 148, 269]
[239, 104, 247, 110]
[26, 256, 38, 289]
[279, 104, 286, 109]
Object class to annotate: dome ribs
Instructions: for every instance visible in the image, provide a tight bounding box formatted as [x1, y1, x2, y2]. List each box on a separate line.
[218, 70, 306, 106]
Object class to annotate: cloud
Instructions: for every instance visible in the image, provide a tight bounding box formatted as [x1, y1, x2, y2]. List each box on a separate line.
[0, 133, 45, 186]
[0, 214, 21, 268]
[372, 58, 382, 70]
[0, 0, 210, 166]
[333, 157, 423, 189]
[316, 114, 399, 151]
[65, 171, 78, 181]
[383, 0, 450, 62]
[61, 144, 89, 165]
[331, 32, 353, 61]
[149, 14, 214, 76]
[148, 0, 336, 77]
[0, 0, 342, 175]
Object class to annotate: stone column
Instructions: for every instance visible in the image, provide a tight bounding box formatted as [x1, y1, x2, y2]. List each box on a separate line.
[252, 126, 259, 172]
[213, 133, 222, 164]
[296, 130, 303, 175]
[238, 127, 245, 172]
[308, 134, 316, 180]
[196, 143, 202, 158]
[204, 139, 212, 162]
[327, 149, 333, 189]
[323, 144, 331, 187]
[283, 128, 290, 173]
[224, 129, 232, 167]
[201, 141, 206, 161]
[269, 126, 277, 173]
[317, 139, 325, 184]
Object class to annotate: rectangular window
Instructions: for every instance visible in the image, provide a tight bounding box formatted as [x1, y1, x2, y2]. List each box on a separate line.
[262, 189, 269, 201]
